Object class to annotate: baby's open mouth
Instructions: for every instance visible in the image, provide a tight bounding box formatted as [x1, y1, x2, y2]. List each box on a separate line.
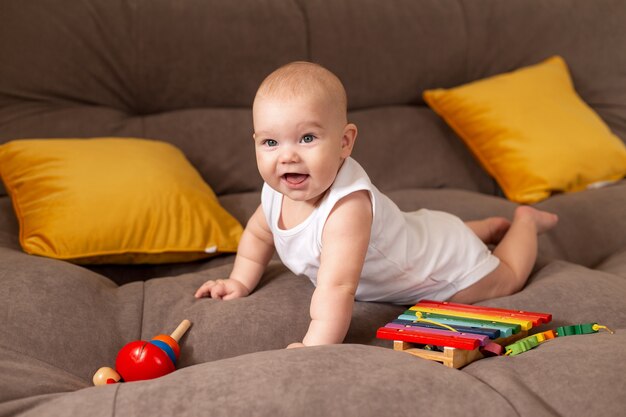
[282, 173, 309, 185]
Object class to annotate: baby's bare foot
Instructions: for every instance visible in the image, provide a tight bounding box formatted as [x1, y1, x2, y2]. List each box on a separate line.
[514, 206, 558, 234]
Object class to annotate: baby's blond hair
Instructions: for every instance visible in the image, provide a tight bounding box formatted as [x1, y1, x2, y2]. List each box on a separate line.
[254, 62, 348, 123]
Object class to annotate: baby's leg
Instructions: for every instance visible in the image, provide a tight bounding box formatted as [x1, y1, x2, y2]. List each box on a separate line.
[450, 206, 558, 304]
[465, 217, 511, 245]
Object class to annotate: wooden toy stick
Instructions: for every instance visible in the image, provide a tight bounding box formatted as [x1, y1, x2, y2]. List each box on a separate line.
[170, 319, 191, 342]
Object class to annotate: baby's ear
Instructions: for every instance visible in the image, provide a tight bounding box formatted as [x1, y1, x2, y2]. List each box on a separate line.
[341, 123, 358, 158]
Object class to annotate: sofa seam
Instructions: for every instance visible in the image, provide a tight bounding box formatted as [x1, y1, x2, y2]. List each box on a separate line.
[463, 371, 524, 417]
[457, 0, 470, 84]
[111, 383, 120, 417]
[456, 0, 500, 196]
[136, 0, 147, 134]
[292, 0, 311, 61]
[464, 369, 564, 417]
[139, 280, 146, 341]
[0, 342, 86, 382]
[134, 0, 143, 116]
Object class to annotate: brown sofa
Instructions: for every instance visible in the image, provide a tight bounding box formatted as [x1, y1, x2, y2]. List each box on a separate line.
[1, 1, 626, 416]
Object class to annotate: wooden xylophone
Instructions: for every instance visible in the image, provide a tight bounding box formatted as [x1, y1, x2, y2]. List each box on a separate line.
[376, 300, 552, 368]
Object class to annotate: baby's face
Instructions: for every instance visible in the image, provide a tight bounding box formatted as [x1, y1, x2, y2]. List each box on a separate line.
[253, 93, 353, 206]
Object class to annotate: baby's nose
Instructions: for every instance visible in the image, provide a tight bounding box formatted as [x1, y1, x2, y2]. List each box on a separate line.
[278, 145, 299, 163]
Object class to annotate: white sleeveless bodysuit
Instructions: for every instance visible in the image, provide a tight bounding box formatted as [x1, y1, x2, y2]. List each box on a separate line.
[261, 157, 499, 304]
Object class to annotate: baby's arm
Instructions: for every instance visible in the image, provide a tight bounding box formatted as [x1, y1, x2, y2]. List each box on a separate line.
[194, 204, 275, 300]
[293, 190, 372, 347]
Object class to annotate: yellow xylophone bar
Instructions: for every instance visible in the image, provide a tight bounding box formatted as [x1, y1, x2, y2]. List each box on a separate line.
[409, 306, 535, 331]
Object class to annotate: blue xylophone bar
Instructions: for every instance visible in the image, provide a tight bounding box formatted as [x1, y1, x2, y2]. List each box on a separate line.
[391, 319, 501, 339]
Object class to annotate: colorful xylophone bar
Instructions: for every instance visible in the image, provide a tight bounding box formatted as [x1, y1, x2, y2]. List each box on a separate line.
[415, 300, 552, 327]
[376, 300, 552, 368]
[398, 310, 520, 337]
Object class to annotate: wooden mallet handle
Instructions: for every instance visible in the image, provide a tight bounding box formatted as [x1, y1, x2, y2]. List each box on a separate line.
[170, 319, 191, 342]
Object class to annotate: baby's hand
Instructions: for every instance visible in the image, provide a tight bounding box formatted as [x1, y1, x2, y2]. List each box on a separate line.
[194, 278, 250, 300]
[286, 342, 306, 349]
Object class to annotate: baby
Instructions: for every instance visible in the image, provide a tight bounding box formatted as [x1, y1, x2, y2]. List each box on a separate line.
[194, 61, 558, 348]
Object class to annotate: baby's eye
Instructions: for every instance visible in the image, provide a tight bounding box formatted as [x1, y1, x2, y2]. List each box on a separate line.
[264, 139, 278, 147]
[300, 134, 315, 144]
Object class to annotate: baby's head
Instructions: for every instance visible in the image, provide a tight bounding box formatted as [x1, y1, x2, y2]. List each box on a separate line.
[253, 62, 357, 205]
[254, 61, 348, 125]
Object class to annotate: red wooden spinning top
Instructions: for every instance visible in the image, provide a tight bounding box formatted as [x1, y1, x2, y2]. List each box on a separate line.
[93, 319, 191, 385]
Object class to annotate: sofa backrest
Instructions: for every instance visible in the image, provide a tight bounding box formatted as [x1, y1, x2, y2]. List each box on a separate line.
[1, 0, 625, 197]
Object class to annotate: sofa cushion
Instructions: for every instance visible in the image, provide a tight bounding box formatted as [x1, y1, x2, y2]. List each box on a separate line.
[349, 107, 497, 194]
[486, 260, 626, 328]
[467, 260, 626, 417]
[0, 138, 242, 264]
[597, 248, 626, 278]
[2, 213, 625, 417]
[0, 252, 626, 416]
[423, 56, 626, 203]
[1, 345, 517, 417]
[535, 181, 626, 268]
[464, 331, 626, 417]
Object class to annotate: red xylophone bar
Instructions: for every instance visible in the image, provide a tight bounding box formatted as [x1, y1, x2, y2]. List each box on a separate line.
[376, 327, 482, 350]
[384, 323, 490, 346]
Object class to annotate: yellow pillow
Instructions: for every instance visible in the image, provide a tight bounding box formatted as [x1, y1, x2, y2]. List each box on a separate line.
[0, 138, 243, 264]
[423, 56, 626, 203]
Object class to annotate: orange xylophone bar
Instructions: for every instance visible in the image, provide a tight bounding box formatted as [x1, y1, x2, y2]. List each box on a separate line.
[417, 300, 552, 327]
